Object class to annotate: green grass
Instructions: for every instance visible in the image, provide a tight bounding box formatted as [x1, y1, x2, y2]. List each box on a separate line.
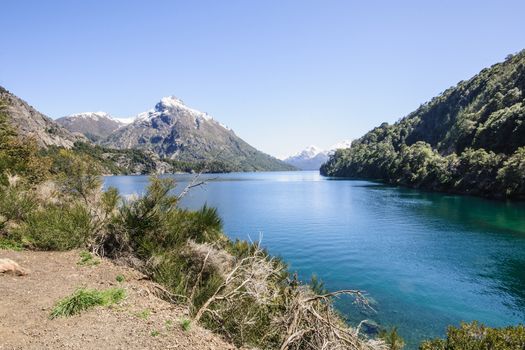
[150, 330, 160, 337]
[0, 237, 23, 251]
[135, 309, 151, 320]
[50, 287, 126, 319]
[115, 274, 125, 283]
[77, 251, 100, 266]
[180, 318, 191, 332]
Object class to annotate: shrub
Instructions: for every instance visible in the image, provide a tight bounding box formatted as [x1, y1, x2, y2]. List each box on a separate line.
[50, 287, 125, 319]
[51, 149, 102, 201]
[419, 322, 525, 350]
[19, 203, 92, 250]
[187, 205, 223, 243]
[0, 182, 37, 225]
[379, 327, 405, 350]
[0, 104, 50, 185]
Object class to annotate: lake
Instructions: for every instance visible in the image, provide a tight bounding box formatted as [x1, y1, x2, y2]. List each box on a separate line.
[104, 171, 525, 348]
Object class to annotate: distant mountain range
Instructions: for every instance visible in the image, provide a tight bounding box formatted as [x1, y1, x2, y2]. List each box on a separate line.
[0, 87, 294, 173]
[56, 112, 126, 142]
[100, 96, 293, 171]
[283, 141, 351, 170]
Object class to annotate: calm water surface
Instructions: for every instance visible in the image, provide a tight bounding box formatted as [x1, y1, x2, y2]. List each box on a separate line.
[104, 171, 525, 348]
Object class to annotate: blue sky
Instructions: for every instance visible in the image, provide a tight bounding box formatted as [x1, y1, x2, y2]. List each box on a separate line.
[1, 1, 524, 158]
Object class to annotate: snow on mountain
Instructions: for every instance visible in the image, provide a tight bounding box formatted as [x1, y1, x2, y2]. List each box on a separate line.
[66, 111, 113, 122]
[283, 141, 352, 170]
[56, 112, 126, 141]
[103, 96, 294, 171]
[136, 96, 210, 121]
[296, 145, 324, 158]
[329, 140, 352, 151]
[132, 96, 232, 130]
[113, 117, 134, 125]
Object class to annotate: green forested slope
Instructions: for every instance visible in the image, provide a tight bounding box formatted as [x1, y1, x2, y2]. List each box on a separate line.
[321, 51, 525, 198]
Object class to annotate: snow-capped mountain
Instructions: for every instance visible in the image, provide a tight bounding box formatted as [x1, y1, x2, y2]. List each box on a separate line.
[330, 140, 352, 151]
[56, 112, 126, 142]
[103, 96, 294, 171]
[283, 141, 352, 170]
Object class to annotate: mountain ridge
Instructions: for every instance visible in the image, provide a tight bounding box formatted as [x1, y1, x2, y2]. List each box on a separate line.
[103, 96, 294, 171]
[56, 112, 126, 142]
[0, 86, 85, 148]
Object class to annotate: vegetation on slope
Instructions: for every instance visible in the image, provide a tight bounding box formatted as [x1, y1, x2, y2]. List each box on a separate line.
[46, 141, 279, 175]
[3, 98, 523, 349]
[0, 103, 383, 349]
[321, 51, 525, 198]
[1, 88, 295, 174]
[419, 322, 525, 350]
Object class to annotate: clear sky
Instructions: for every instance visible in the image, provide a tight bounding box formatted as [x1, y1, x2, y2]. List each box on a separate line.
[1, 0, 524, 158]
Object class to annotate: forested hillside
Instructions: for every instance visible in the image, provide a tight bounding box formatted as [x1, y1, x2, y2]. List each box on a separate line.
[321, 51, 525, 198]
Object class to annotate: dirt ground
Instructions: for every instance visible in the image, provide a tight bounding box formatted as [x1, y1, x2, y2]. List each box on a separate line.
[0, 249, 236, 350]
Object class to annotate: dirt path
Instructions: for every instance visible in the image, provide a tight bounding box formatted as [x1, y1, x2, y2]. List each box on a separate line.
[0, 249, 236, 350]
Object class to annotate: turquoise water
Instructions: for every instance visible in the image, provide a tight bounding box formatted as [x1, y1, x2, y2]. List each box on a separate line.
[104, 171, 525, 348]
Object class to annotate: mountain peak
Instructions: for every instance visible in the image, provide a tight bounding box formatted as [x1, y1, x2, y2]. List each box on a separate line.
[56, 111, 126, 141]
[67, 111, 115, 122]
[283, 141, 352, 170]
[103, 96, 294, 171]
[297, 145, 323, 158]
[155, 96, 186, 111]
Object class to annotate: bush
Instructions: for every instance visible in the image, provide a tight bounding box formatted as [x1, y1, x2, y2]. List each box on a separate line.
[0, 182, 37, 225]
[19, 203, 92, 250]
[186, 205, 223, 243]
[420, 322, 525, 350]
[51, 149, 102, 201]
[0, 104, 50, 185]
[379, 327, 405, 350]
[50, 287, 126, 319]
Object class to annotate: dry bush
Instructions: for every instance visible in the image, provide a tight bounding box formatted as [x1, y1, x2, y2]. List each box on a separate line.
[192, 242, 386, 350]
[277, 285, 387, 350]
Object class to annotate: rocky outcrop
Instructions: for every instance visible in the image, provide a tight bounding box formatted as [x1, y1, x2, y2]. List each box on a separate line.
[0, 86, 85, 148]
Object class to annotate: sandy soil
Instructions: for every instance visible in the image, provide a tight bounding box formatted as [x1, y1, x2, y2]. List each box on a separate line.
[0, 249, 236, 350]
